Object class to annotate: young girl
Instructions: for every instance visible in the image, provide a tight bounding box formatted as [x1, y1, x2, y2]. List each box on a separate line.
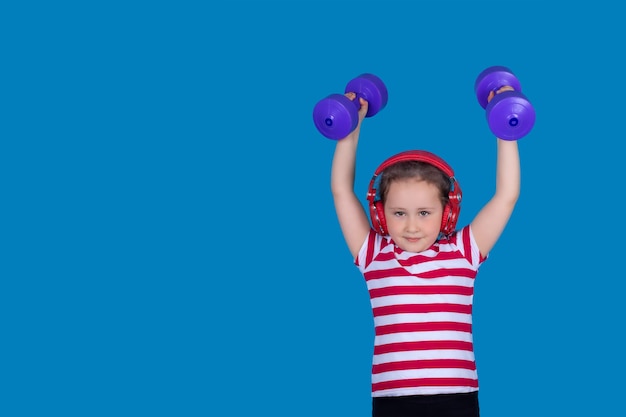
[330, 90, 520, 417]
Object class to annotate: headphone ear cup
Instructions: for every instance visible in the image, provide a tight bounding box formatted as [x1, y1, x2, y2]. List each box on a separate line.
[372, 200, 387, 235]
[441, 204, 452, 235]
[442, 189, 462, 235]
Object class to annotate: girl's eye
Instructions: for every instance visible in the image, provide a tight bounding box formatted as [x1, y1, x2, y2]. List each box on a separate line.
[394, 211, 405, 217]
[419, 211, 430, 216]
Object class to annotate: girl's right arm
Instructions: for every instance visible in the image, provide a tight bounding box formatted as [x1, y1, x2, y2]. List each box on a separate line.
[330, 96, 371, 259]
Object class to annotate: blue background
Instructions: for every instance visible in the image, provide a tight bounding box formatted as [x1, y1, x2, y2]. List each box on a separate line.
[2, 1, 624, 416]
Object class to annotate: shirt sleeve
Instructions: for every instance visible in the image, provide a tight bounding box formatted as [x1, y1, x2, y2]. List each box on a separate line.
[355, 228, 380, 271]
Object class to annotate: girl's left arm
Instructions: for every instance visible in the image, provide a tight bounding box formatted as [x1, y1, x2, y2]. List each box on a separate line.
[470, 138, 520, 257]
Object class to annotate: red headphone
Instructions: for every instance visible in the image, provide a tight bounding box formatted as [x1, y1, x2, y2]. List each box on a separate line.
[366, 150, 462, 236]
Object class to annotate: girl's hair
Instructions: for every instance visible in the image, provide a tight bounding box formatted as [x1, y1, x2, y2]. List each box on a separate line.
[379, 161, 450, 208]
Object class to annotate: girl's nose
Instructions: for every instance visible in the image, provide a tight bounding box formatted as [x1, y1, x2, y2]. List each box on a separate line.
[406, 217, 420, 232]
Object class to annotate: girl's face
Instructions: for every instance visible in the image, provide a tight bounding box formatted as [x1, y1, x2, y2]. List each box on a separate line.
[383, 178, 444, 253]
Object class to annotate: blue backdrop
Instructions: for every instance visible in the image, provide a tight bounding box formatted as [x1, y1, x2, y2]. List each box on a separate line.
[2, 1, 624, 416]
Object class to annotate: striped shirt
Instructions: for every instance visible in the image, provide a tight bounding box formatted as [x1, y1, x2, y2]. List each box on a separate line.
[355, 225, 486, 397]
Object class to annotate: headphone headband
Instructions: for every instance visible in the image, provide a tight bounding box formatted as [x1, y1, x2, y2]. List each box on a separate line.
[367, 150, 462, 236]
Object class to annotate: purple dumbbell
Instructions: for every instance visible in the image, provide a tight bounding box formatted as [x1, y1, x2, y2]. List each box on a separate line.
[474, 66, 535, 141]
[313, 73, 388, 140]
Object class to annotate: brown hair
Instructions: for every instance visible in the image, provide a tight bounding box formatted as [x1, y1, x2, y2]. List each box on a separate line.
[378, 161, 450, 208]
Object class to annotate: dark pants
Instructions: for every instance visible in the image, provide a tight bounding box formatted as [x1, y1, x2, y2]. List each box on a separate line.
[372, 391, 479, 417]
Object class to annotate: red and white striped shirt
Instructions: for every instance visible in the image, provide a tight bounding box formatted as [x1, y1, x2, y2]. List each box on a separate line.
[355, 225, 486, 397]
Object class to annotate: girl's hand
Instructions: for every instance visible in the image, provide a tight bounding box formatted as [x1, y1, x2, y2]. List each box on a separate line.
[487, 85, 515, 103]
[345, 92, 369, 122]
